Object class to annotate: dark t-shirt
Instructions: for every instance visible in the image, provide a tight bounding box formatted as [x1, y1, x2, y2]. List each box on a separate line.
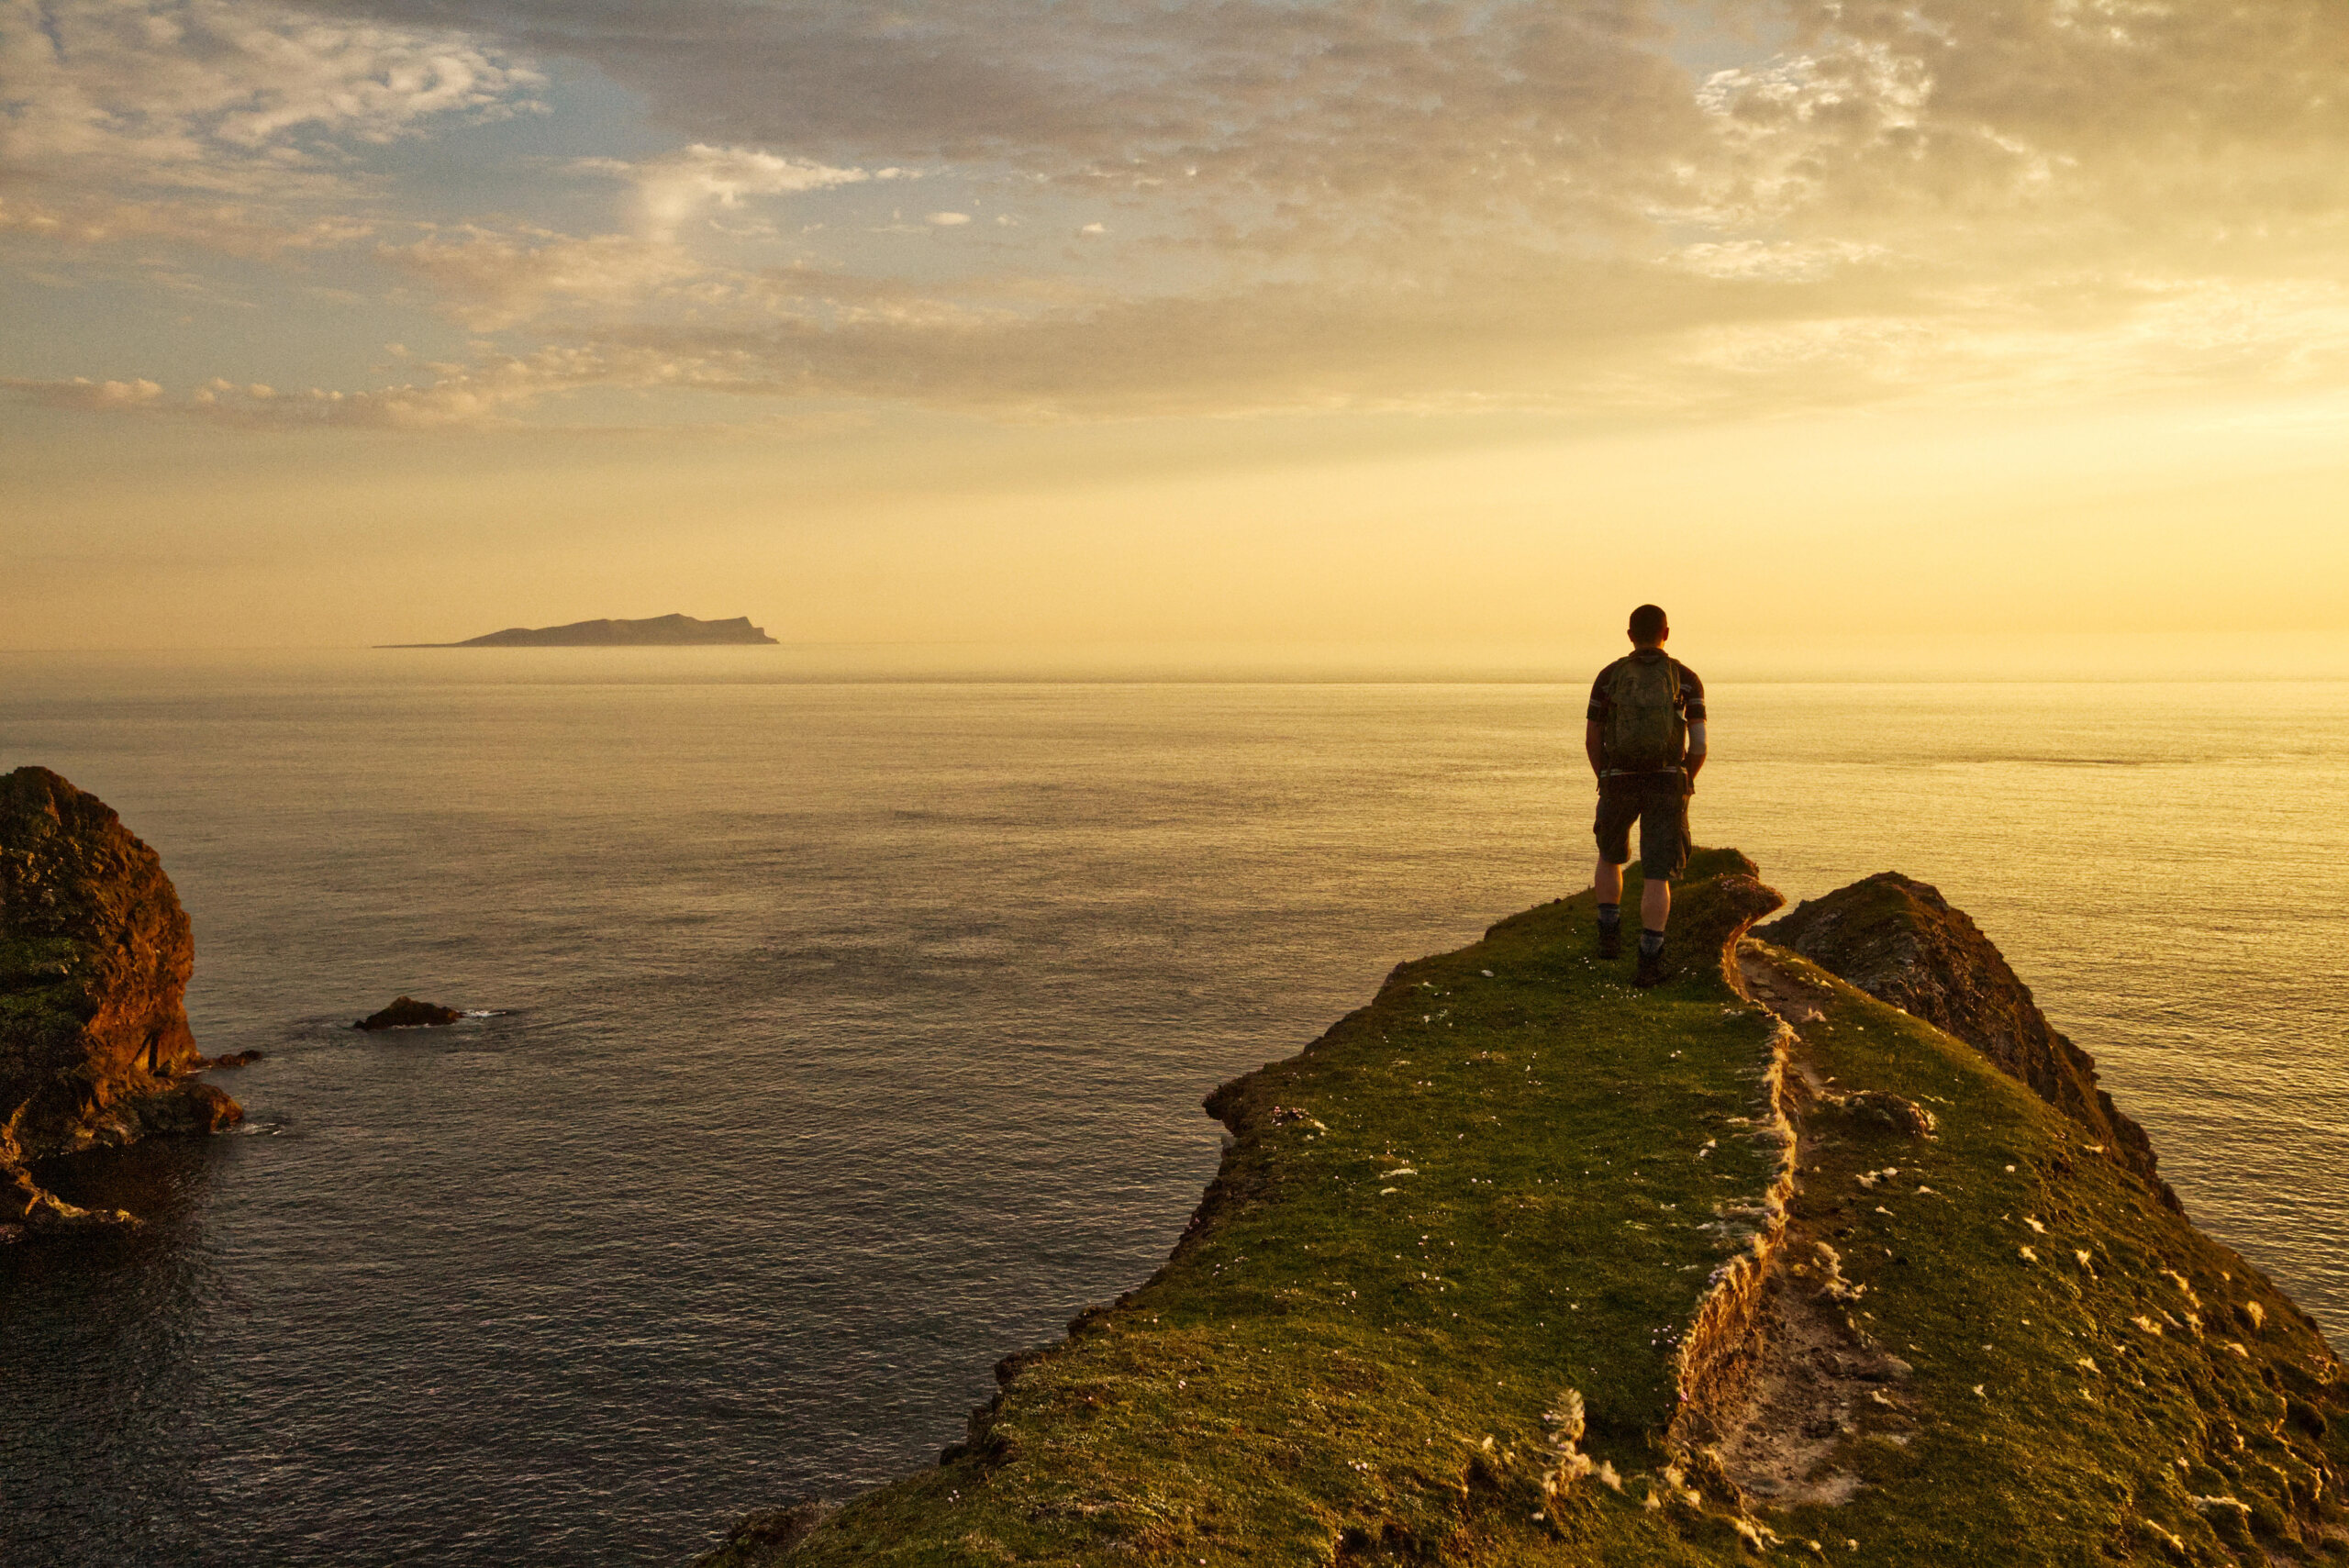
[1587, 650, 1706, 773]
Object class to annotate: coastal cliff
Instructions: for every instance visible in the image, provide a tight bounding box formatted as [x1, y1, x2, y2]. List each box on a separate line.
[2, 766, 239, 1234]
[696, 851, 2345, 1566]
[1760, 872, 2173, 1207]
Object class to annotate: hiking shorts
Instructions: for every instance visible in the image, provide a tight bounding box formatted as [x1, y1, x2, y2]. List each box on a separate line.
[1594, 773, 1691, 882]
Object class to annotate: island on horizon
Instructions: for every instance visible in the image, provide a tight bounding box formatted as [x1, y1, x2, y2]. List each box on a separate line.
[381, 613, 779, 648]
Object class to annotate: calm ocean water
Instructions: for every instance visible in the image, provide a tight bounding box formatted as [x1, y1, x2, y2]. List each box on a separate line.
[2, 653, 2343, 1566]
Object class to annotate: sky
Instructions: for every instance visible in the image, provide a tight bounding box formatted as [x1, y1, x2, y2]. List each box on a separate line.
[5, 0, 2348, 667]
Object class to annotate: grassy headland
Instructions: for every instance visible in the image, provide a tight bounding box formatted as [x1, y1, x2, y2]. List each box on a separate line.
[703, 851, 2345, 1566]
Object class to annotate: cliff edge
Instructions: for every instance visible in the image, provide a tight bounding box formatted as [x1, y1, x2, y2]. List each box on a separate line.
[696, 852, 2344, 1566]
[2, 766, 239, 1235]
[1760, 871, 2173, 1208]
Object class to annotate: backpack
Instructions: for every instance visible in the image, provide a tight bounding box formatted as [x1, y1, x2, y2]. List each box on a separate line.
[1604, 656, 1685, 772]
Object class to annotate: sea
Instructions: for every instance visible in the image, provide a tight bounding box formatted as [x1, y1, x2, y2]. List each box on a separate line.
[2, 652, 2343, 1566]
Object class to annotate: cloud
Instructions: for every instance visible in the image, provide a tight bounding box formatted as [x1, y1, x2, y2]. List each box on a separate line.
[14, 0, 2349, 429]
[1670, 239, 1892, 283]
[0, 0, 540, 188]
[5, 375, 166, 411]
[1692, 0, 2349, 257]
[306, 0, 1712, 250]
[597, 144, 896, 240]
[24, 255, 2349, 437]
[372, 213, 999, 331]
[380, 226, 702, 328]
[0, 193, 372, 256]
[301, 0, 2349, 260]
[180, 364, 560, 428]
[6, 354, 604, 428]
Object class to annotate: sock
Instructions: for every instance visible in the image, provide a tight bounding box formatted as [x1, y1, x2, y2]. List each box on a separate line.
[1598, 903, 1621, 929]
[1640, 929, 1666, 958]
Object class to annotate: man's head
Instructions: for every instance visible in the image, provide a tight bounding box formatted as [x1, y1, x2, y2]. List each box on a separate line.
[1628, 604, 1669, 648]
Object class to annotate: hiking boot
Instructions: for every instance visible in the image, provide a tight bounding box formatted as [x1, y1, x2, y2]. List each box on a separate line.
[1597, 922, 1621, 960]
[1634, 945, 1670, 988]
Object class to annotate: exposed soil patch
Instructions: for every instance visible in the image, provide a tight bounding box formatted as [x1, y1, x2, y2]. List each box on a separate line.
[1672, 945, 1923, 1508]
[1708, 1240, 1915, 1506]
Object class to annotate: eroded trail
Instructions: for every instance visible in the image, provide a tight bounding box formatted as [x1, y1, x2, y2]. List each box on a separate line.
[1670, 944, 1924, 1510]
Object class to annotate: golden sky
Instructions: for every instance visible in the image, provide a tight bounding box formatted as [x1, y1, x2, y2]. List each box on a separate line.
[5, 0, 2348, 663]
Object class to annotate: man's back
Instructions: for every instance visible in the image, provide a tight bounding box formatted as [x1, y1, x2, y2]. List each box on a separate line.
[1588, 649, 1706, 775]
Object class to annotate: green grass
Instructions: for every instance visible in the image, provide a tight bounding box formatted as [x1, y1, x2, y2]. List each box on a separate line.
[706, 851, 2345, 1566]
[1748, 944, 2347, 1565]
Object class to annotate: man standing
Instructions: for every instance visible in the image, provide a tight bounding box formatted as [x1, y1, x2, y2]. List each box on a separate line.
[1586, 604, 1707, 986]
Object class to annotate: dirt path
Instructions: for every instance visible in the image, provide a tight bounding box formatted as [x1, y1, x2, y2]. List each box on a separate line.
[1669, 944, 1920, 1509]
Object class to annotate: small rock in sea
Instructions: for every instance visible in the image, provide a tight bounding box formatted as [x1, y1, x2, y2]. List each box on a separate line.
[134, 1081, 244, 1135]
[204, 1050, 265, 1069]
[355, 996, 464, 1031]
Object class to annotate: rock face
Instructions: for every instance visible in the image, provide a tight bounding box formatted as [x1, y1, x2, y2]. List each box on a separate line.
[1758, 870, 2172, 1206]
[2, 1106, 140, 1233]
[1, 766, 240, 1163]
[697, 1504, 837, 1566]
[355, 996, 462, 1030]
[2, 767, 241, 1236]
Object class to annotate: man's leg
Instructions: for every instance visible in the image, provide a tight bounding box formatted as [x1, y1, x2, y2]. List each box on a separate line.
[1631, 780, 1686, 986]
[1634, 875, 1672, 984]
[1592, 791, 1634, 958]
[1593, 856, 1625, 957]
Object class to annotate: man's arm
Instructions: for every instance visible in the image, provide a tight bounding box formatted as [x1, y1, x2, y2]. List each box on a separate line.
[1679, 661, 1708, 789]
[1586, 669, 1610, 783]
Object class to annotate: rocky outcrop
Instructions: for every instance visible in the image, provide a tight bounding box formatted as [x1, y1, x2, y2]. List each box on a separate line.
[1758, 870, 2172, 1206]
[2, 766, 242, 1236]
[3, 1102, 139, 1233]
[696, 1504, 838, 1567]
[356, 996, 462, 1030]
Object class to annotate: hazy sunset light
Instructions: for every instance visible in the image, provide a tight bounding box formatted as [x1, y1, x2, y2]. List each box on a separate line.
[9, 6, 2349, 1562]
[6, 0, 2347, 661]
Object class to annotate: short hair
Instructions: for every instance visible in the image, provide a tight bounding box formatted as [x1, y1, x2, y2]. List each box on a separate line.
[1628, 604, 1668, 643]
